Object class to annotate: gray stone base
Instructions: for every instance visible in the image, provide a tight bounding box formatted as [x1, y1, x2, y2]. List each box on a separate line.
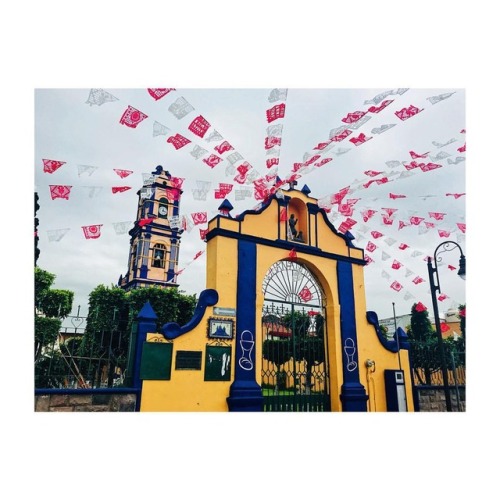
[35, 392, 137, 412]
[417, 387, 466, 412]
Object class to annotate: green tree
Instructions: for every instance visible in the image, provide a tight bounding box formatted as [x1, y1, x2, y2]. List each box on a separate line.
[445, 304, 466, 368]
[35, 267, 74, 359]
[282, 310, 310, 336]
[409, 302, 434, 343]
[408, 302, 466, 386]
[34, 267, 74, 387]
[459, 304, 466, 342]
[380, 324, 389, 339]
[78, 285, 129, 388]
[443, 335, 465, 368]
[407, 303, 465, 385]
[79, 284, 197, 387]
[127, 286, 196, 327]
[282, 310, 326, 394]
[262, 326, 293, 391]
[407, 302, 440, 385]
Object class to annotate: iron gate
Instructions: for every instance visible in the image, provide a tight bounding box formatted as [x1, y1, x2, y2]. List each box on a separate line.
[261, 261, 330, 411]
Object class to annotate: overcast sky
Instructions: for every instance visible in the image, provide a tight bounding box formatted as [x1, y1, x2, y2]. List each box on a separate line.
[35, 87, 465, 325]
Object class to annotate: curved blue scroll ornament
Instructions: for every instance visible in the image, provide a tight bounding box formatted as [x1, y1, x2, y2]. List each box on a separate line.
[366, 310, 409, 353]
[161, 289, 219, 340]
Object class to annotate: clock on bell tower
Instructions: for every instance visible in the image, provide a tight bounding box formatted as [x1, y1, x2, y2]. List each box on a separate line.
[118, 165, 184, 291]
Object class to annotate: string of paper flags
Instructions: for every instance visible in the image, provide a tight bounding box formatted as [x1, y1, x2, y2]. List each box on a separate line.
[276, 89, 459, 189]
[42, 88, 465, 308]
[251, 92, 461, 202]
[87, 88, 268, 187]
[42, 181, 464, 246]
[75, 88, 464, 208]
[315, 129, 466, 222]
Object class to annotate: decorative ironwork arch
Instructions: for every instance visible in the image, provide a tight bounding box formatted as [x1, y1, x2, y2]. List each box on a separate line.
[262, 260, 325, 308]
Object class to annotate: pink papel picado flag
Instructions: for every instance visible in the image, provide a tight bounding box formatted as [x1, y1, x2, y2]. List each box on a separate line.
[188, 116, 211, 138]
[395, 105, 423, 121]
[147, 88, 175, 100]
[43, 159, 66, 174]
[113, 169, 133, 178]
[82, 224, 103, 239]
[49, 185, 72, 200]
[119, 106, 148, 128]
[167, 133, 191, 150]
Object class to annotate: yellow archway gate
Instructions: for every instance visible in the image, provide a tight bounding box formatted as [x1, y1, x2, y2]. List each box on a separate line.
[261, 260, 330, 411]
[138, 184, 414, 412]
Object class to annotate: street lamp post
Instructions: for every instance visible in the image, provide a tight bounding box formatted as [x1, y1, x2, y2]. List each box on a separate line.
[427, 241, 466, 412]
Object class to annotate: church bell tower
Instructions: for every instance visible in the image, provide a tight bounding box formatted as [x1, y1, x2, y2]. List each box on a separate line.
[118, 165, 183, 290]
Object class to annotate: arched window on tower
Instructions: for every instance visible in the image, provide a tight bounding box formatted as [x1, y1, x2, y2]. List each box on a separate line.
[152, 243, 167, 268]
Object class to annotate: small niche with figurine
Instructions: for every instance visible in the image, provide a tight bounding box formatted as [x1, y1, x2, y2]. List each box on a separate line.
[286, 198, 308, 244]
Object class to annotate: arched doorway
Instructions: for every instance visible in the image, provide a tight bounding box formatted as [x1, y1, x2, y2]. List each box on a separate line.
[261, 260, 330, 411]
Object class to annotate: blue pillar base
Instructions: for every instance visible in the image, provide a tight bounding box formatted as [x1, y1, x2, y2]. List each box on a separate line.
[227, 380, 264, 412]
[340, 382, 368, 412]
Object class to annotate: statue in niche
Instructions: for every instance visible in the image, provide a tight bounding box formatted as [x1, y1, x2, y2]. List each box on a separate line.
[288, 213, 304, 242]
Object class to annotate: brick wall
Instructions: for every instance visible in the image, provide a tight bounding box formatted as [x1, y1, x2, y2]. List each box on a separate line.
[35, 392, 137, 412]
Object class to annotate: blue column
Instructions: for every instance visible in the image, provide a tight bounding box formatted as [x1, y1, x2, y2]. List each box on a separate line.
[139, 234, 151, 279]
[337, 261, 368, 411]
[132, 301, 158, 410]
[173, 199, 180, 217]
[227, 240, 264, 411]
[167, 238, 177, 282]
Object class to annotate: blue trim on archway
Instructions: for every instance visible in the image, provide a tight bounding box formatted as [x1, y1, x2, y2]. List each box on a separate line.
[227, 239, 264, 411]
[161, 289, 219, 339]
[207, 190, 361, 252]
[132, 301, 158, 409]
[366, 311, 410, 352]
[337, 261, 369, 412]
[206, 229, 366, 266]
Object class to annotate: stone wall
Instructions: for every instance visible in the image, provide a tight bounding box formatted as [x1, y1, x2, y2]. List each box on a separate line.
[35, 388, 466, 412]
[416, 387, 466, 412]
[35, 392, 137, 412]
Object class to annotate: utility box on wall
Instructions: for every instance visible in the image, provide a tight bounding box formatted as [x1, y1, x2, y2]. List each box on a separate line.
[384, 369, 407, 412]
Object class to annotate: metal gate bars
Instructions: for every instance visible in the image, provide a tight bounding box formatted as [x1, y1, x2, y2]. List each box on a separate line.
[261, 302, 330, 411]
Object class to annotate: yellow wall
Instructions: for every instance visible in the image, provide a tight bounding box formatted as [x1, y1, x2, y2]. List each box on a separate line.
[139, 188, 414, 412]
[140, 335, 234, 412]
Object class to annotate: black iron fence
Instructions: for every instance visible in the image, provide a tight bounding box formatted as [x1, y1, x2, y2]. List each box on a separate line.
[35, 311, 131, 389]
[410, 342, 466, 411]
[410, 344, 465, 386]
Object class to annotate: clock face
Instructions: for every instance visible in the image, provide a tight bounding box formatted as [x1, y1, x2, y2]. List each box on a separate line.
[159, 205, 168, 216]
